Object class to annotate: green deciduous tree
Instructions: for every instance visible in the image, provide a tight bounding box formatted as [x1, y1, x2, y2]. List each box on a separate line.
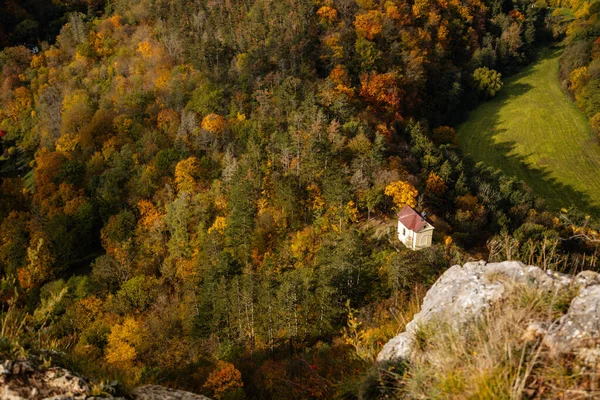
[473, 67, 503, 98]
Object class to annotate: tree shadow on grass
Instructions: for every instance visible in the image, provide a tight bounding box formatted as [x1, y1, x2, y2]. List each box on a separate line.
[506, 82, 534, 97]
[460, 49, 600, 217]
[471, 135, 600, 216]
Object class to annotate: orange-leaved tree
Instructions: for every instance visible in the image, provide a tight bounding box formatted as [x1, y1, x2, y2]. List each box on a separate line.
[203, 361, 244, 399]
[426, 172, 446, 195]
[317, 6, 338, 24]
[201, 113, 227, 136]
[354, 10, 383, 40]
[359, 71, 403, 119]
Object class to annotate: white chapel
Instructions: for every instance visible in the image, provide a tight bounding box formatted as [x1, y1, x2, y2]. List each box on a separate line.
[397, 205, 435, 250]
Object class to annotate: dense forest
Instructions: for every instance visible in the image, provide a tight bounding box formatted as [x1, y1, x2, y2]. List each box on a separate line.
[558, 0, 600, 135]
[0, 0, 599, 398]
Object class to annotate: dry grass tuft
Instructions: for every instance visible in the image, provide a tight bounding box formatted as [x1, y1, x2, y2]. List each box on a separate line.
[377, 281, 600, 399]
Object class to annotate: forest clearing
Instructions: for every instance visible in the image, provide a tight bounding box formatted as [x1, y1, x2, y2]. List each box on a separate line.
[458, 47, 600, 215]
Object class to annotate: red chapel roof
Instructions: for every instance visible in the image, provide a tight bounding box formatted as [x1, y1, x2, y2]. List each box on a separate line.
[397, 205, 434, 232]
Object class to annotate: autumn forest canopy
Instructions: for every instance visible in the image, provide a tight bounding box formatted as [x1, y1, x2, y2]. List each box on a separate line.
[1, 0, 600, 398]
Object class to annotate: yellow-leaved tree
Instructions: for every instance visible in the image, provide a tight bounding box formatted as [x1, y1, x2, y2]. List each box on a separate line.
[105, 317, 143, 366]
[385, 180, 418, 210]
[208, 216, 227, 235]
[174, 157, 201, 194]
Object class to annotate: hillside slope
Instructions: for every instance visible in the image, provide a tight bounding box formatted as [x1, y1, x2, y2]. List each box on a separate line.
[458, 47, 600, 215]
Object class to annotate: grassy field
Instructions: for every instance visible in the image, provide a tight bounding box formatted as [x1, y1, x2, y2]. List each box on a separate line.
[457, 47, 600, 215]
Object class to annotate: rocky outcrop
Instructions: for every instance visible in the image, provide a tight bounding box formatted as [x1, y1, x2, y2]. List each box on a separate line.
[0, 359, 92, 400]
[133, 386, 211, 400]
[545, 283, 600, 355]
[378, 260, 600, 363]
[0, 357, 211, 400]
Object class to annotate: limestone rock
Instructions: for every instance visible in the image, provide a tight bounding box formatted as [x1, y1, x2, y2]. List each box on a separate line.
[575, 270, 600, 288]
[0, 357, 213, 400]
[377, 260, 600, 363]
[545, 284, 600, 355]
[376, 332, 413, 362]
[0, 358, 90, 400]
[133, 385, 212, 400]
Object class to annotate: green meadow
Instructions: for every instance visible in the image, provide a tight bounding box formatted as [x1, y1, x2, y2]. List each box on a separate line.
[458, 47, 600, 215]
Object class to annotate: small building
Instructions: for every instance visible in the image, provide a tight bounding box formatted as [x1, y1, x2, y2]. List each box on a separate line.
[397, 205, 435, 250]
